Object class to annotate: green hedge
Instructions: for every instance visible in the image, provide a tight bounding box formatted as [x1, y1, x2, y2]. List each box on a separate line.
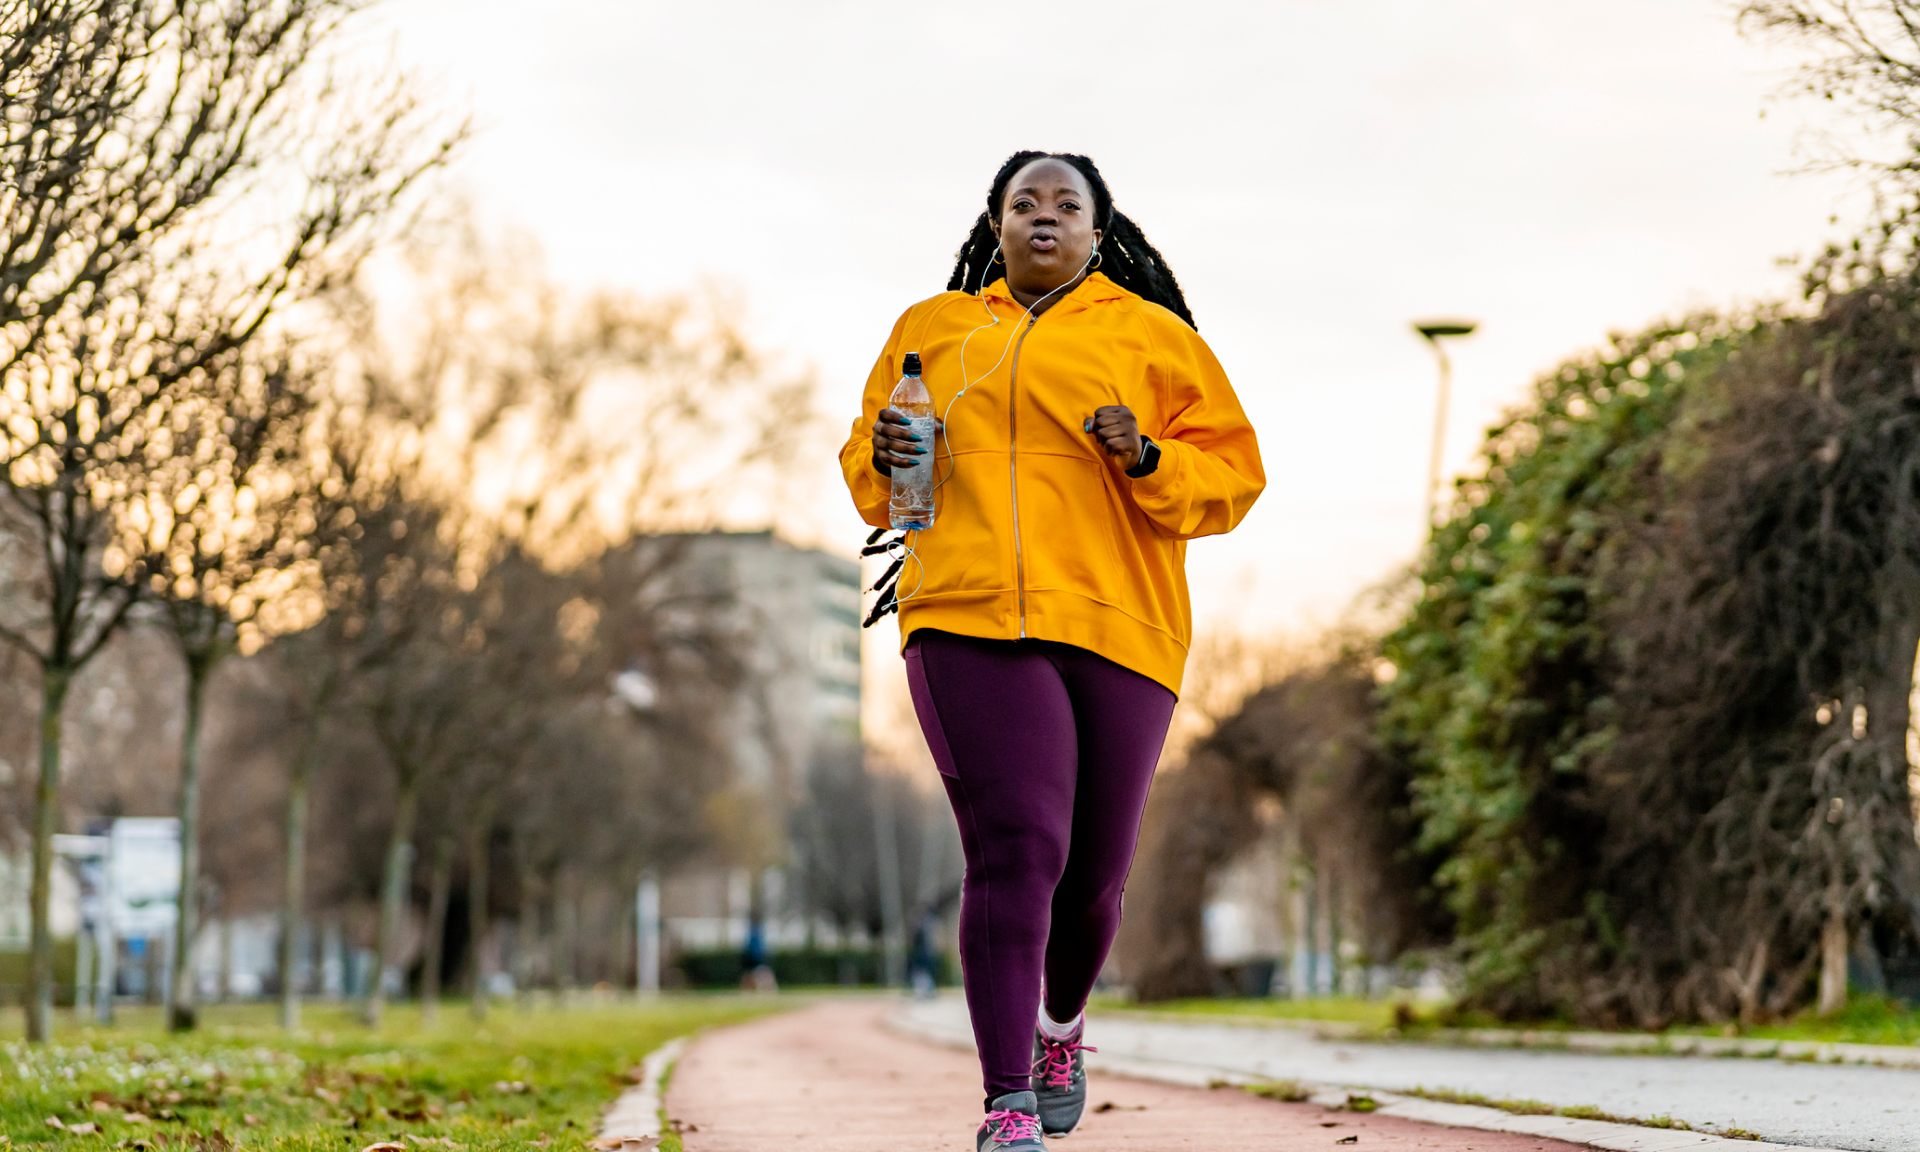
[671, 947, 957, 988]
[0, 940, 83, 1006]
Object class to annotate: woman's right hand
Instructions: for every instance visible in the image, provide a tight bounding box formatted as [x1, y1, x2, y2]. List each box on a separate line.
[870, 408, 930, 476]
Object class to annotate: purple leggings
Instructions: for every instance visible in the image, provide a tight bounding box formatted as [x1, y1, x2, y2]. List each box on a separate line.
[904, 629, 1177, 1106]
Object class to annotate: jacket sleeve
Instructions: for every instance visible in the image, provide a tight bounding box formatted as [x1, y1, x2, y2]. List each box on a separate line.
[1127, 318, 1266, 540]
[839, 309, 913, 530]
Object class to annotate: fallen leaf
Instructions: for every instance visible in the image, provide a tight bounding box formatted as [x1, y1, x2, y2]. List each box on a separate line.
[47, 1117, 68, 1131]
[1337, 1137, 1358, 1145]
[359, 1143, 406, 1152]
[69, 1124, 100, 1136]
[240, 1117, 260, 1128]
[92, 1102, 114, 1114]
[122, 1115, 150, 1125]
[1321, 1122, 1342, 1128]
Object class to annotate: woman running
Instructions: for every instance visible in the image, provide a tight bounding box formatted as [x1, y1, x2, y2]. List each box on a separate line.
[839, 151, 1264, 1151]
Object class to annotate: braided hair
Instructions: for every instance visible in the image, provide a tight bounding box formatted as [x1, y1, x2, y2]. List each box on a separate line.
[945, 150, 1196, 329]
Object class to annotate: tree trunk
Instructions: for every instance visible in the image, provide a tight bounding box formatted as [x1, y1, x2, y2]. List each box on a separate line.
[1328, 870, 1344, 998]
[278, 715, 320, 1031]
[27, 664, 72, 1044]
[170, 658, 214, 1032]
[217, 917, 233, 1003]
[420, 834, 455, 1025]
[515, 860, 540, 1011]
[553, 872, 577, 996]
[1302, 862, 1320, 998]
[1818, 899, 1849, 1017]
[467, 814, 492, 1021]
[871, 780, 905, 987]
[365, 777, 420, 1027]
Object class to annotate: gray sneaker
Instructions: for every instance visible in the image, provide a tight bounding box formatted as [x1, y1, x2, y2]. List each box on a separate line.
[1031, 1025, 1096, 1136]
[978, 1090, 1046, 1152]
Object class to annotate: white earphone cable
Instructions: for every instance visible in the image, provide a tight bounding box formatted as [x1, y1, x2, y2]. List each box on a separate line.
[888, 242, 1100, 614]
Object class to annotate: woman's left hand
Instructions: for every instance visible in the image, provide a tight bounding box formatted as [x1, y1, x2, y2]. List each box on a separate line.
[1087, 405, 1143, 470]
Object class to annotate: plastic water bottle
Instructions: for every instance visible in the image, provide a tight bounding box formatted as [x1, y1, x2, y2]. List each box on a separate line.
[889, 351, 937, 530]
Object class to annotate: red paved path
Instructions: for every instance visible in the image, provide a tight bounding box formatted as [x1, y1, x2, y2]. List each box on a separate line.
[668, 1000, 1589, 1152]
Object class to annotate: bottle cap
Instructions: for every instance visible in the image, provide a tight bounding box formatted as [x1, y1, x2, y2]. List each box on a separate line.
[903, 352, 922, 376]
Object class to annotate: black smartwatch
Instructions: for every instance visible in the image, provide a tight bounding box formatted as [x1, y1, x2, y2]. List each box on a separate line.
[1125, 436, 1161, 478]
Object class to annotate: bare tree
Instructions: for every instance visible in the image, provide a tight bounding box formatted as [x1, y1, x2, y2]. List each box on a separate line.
[349, 499, 471, 1027]
[117, 346, 339, 1030]
[0, 0, 454, 1041]
[1744, 3, 1920, 172]
[1121, 645, 1444, 1002]
[259, 407, 437, 1028]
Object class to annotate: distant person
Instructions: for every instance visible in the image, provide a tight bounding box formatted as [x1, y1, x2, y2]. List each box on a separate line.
[907, 909, 941, 999]
[840, 151, 1264, 1152]
[739, 919, 776, 993]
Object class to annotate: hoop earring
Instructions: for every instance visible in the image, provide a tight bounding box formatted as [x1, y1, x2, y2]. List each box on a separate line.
[1089, 249, 1103, 270]
[990, 246, 1004, 265]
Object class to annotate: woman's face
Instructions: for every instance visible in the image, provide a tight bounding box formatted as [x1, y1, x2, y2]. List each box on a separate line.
[991, 158, 1103, 299]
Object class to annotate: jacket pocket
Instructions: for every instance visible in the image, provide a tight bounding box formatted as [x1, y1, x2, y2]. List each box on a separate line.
[1019, 455, 1128, 603]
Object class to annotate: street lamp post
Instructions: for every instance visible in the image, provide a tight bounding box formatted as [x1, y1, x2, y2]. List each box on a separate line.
[1414, 320, 1478, 526]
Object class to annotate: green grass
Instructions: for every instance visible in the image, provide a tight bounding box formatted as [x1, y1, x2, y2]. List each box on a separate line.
[0, 996, 786, 1152]
[1106, 992, 1920, 1048]
[1394, 1088, 1760, 1140]
[1240, 1080, 1310, 1102]
[1096, 995, 1411, 1028]
[1668, 994, 1920, 1047]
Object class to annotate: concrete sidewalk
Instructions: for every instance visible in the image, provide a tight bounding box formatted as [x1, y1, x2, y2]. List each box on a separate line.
[667, 999, 1591, 1152]
[893, 997, 1911, 1152]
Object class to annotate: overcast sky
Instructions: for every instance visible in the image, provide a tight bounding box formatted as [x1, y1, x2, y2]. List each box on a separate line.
[360, 0, 1858, 706]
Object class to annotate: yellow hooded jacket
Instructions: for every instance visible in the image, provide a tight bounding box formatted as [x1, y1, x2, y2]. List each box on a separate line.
[839, 272, 1264, 695]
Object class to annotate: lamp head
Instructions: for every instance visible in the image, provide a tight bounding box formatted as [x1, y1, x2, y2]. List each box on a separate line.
[1415, 320, 1478, 342]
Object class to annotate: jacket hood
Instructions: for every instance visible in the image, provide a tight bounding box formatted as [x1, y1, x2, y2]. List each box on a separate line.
[979, 272, 1132, 311]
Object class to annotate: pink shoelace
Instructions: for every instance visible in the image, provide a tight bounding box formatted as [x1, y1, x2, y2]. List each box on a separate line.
[981, 1110, 1043, 1144]
[1031, 1034, 1098, 1089]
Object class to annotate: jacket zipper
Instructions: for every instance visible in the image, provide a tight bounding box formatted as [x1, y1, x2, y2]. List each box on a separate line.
[1008, 311, 1039, 637]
